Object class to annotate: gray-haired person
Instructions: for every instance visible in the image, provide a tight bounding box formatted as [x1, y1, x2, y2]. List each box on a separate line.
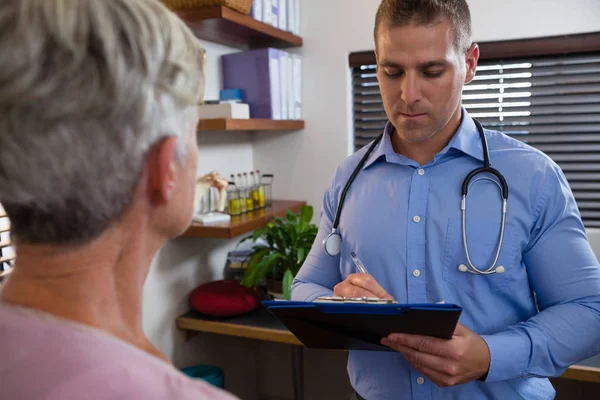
[0, 1, 238, 399]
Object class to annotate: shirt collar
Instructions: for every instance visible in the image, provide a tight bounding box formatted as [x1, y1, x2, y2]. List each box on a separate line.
[446, 110, 484, 163]
[362, 109, 484, 170]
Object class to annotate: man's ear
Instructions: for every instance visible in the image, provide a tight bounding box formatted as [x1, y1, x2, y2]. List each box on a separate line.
[464, 43, 480, 85]
[148, 136, 179, 206]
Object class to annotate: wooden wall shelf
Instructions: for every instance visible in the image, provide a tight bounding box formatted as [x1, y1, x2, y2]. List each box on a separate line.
[197, 119, 304, 132]
[181, 200, 305, 239]
[174, 6, 303, 50]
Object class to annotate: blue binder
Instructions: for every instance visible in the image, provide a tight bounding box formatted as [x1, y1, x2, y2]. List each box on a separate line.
[263, 300, 462, 351]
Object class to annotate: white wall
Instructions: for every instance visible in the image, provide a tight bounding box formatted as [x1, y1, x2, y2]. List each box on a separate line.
[142, 1, 600, 399]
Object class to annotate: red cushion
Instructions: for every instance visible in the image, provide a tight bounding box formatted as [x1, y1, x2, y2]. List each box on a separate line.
[189, 280, 260, 317]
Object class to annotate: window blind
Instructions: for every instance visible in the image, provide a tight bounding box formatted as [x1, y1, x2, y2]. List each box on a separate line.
[351, 45, 600, 228]
[0, 203, 14, 282]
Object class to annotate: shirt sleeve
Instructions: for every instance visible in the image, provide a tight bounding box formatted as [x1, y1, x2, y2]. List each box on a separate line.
[291, 171, 343, 301]
[482, 160, 600, 382]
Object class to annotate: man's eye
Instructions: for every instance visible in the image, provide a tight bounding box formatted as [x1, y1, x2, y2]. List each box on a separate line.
[384, 69, 402, 78]
[424, 70, 444, 78]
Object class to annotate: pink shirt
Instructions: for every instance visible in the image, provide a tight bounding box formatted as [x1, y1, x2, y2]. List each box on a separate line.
[0, 302, 239, 400]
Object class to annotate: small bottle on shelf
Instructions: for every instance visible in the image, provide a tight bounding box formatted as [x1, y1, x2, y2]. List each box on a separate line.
[226, 181, 241, 216]
[250, 171, 260, 209]
[243, 172, 255, 211]
[256, 169, 266, 208]
[236, 173, 247, 214]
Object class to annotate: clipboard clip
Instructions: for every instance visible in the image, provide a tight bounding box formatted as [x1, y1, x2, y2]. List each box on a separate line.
[315, 296, 398, 304]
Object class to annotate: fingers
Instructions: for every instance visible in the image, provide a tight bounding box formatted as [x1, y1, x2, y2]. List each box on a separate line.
[385, 333, 457, 359]
[380, 338, 471, 388]
[381, 339, 449, 370]
[333, 273, 394, 299]
[349, 273, 394, 299]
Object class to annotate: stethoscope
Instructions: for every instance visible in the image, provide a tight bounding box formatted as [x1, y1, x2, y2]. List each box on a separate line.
[322, 119, 509, 275]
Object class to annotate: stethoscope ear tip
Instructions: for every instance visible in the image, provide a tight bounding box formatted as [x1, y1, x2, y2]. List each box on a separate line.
[458, 264, 468, 273]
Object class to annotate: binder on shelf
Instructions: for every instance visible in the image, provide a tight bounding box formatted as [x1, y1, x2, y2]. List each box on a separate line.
[263, 300, 462, 351]
[271, 0, 279, 28]
[292, 54, 302, 120]
[262, 0, 272, 27]
[279, 50, 289, 120]
[222, 48, 282, 120]
[293, 0, 300, 35]
[251, 0, 262, 22]
[279, 0, 287, 32]
[286, 51, 294, 120]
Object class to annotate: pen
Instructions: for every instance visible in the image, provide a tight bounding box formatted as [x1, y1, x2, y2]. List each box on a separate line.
[350, 251, 369, 274]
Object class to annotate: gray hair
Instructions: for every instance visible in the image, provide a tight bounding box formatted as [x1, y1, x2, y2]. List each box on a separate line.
[374, 0, 472, 54]
[0, 0, 206, 244]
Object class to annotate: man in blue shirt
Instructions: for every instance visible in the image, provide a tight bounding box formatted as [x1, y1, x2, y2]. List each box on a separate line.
[291, 0, 600, 399]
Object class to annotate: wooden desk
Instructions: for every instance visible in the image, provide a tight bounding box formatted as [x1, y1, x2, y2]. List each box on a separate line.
[177, 308, 600, 393]
[178, 308, 305, 400]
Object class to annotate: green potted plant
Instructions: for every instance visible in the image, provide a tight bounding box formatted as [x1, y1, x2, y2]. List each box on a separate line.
[240, 205, 318, 300]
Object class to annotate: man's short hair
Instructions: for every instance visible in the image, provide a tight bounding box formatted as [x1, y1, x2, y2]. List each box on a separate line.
[0, 0, 205, 244]
[374, 0, 472, 53]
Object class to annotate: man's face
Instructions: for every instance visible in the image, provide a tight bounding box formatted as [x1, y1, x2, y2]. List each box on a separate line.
[375, 19, 477, 145]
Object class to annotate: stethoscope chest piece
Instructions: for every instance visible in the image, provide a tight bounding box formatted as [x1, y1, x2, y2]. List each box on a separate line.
[323, 229, 342, 256]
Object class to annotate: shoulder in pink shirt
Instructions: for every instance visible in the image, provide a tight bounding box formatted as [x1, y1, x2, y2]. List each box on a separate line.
[0, 302, 239, 400]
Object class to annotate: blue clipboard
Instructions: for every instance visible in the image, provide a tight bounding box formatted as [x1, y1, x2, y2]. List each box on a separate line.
[263, 300, 462, 351]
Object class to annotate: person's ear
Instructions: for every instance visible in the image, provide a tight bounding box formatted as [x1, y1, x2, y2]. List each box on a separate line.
[147, 136, 179, 206]
[464, 43, 480, 85]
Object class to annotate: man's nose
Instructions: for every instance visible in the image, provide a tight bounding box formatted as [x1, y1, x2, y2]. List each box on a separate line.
[400, 73, 422, 106]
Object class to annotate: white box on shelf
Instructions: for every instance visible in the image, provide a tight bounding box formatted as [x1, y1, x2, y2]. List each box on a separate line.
[197, 103, 250, 120]
[279, 50, 290, 120]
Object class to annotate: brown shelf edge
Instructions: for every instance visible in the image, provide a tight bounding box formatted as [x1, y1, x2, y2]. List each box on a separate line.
[219, 6, 303, 47]
[176, 316, 302, 346]
[197, 119, 305, 132]
[560, 365, 600, 383]
[174, 5, 302, 49]
[0, 240, 11, 249]
[182, 200, 306, 239]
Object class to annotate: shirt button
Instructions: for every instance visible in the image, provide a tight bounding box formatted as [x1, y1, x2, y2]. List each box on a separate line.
[417, 377, 425, 385]
[412, 269, 421, 278]
[417, 168, 425, 176]
[412, 216, 421, 223]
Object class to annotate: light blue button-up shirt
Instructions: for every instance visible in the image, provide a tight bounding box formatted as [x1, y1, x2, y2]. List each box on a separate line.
[291, 110, 600, 400]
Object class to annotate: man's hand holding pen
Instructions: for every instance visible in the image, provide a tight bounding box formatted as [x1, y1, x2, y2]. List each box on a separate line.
[333, 252, 395, 300]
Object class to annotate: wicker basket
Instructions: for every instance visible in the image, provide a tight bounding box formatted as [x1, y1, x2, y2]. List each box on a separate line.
[164, 0, 252, 15]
